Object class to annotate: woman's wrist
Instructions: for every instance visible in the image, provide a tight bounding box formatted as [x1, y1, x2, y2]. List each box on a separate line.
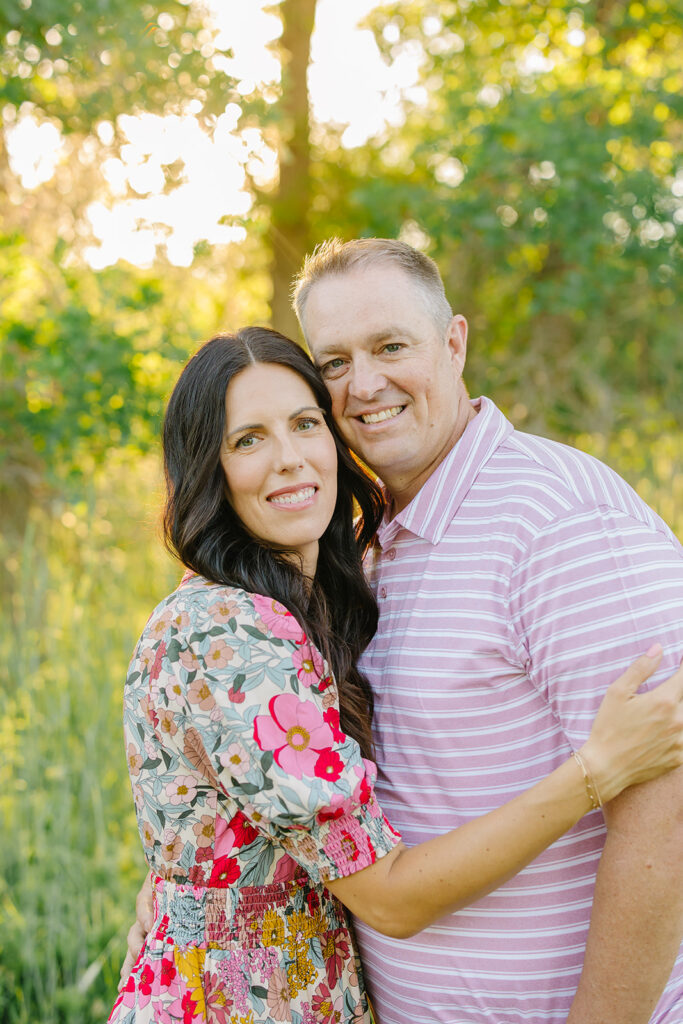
[576, 740, 615, 806]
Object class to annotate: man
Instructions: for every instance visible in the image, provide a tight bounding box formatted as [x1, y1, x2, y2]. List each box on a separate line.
[126, 238, 683, 1022]
[291, 238, 683, 1024]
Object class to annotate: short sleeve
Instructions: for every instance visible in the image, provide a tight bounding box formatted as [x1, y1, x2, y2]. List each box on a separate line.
[508, 505, 683, 750]
[143, 580, 401, 884]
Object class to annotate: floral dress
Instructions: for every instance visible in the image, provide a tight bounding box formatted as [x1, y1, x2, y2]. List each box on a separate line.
[108, 574, 401, 1024]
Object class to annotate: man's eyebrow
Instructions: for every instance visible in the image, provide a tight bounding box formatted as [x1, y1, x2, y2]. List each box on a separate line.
[225, 406, 324, 439]
[314, 328, 406, 361]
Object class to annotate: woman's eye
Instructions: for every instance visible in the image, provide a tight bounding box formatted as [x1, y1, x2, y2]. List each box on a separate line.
[235, 434, 257, 450]
[295, 417, 321, 431]
[383, 343, 402, 353]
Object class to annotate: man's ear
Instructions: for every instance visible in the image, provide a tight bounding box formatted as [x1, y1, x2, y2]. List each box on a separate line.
[446, 314, 468, 376]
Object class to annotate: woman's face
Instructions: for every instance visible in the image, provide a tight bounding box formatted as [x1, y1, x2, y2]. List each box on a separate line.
[220, 362, 338, 578]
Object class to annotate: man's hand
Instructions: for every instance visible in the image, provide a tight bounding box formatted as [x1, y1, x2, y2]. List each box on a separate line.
[118, 873, 154, 990]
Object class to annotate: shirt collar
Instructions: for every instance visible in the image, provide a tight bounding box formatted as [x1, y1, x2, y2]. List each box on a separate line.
[376, 397, 513, 547]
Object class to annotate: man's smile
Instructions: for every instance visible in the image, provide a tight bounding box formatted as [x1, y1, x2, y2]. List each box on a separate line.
[358, 405, 406, 425]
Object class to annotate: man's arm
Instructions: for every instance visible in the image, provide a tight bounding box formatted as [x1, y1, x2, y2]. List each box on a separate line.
[509, 497, 683, 1022]
[567, 768, 683, 1024]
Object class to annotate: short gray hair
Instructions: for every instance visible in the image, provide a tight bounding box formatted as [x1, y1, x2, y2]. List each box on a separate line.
[292, 237, 453, 337]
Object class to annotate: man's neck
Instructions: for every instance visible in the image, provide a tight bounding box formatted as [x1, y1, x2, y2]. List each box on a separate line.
[386, 397, 478, 516]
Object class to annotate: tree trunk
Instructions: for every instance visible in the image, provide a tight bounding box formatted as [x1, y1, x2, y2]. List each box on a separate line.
[268, 0, 317, 342]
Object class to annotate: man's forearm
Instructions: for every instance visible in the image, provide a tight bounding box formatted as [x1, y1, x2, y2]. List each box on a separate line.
[567, 772, 683, 1024]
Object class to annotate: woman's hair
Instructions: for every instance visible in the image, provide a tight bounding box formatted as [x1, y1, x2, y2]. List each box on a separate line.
[162, 327, 385, 758]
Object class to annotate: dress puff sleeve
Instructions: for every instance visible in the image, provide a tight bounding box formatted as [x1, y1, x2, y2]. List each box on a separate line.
[134, 576, 401, 885]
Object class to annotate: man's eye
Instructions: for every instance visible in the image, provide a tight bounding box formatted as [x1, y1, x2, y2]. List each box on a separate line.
[383, 343, 402, 353]
[322, 358, 346, 376]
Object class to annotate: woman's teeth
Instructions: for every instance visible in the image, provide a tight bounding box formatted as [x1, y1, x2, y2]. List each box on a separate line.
[361, 406, 404, 424]
[268, 487, 316, 506]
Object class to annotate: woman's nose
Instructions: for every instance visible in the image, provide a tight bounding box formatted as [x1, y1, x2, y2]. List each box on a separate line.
[274, 433, 305, 472]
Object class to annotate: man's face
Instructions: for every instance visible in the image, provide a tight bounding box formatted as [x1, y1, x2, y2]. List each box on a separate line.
[303, 263, 470, 507]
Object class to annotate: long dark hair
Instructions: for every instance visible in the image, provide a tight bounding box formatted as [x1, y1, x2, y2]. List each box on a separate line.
[162, 327, 385, 758]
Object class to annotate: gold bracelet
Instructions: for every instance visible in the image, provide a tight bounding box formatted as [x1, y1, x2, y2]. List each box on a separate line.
[571, 750, 603, 810]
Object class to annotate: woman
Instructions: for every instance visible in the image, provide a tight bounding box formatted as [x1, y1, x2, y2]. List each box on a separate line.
[109, 328, 683, 1024]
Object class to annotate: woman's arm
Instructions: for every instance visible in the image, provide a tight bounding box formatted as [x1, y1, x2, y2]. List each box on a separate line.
[121, 646, 683, 982]
[326, 648, 683, 937]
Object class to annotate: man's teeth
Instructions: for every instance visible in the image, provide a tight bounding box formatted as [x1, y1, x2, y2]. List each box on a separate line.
[268, 487, 316, 506]
[361, 406, 404, 424]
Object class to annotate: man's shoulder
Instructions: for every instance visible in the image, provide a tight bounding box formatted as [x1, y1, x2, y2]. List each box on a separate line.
[460, 420, 677, 549]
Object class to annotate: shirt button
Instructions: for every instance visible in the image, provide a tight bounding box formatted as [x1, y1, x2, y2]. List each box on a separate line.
[379, 586, 387, 599]
[386, 548, 396, 561]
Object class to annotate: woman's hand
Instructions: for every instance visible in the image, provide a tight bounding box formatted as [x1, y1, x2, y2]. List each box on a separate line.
[118, 872, 153, 990]
[580, 645, 683, 805]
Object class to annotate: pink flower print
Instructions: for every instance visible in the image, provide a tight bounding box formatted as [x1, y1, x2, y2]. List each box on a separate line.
[292, 643, 325, 688]
[149, 610, 172, 641]
[138, 646, 156, 675]
[139, 695, 158, 731]
[133, 783, 145, 811]
[187, 677, 216, 712]
[323, 818, 374, 874]
[253, 693, 335, 779]
[169, 608, 190, 630]
[219, 741, 250, 779]
[161, 829, 183, 862]
[321, 683, 338, 710]
[203, 970, 234, 1023]
[205, 638, 234, 670]
[165, 775, 197, 806]
[165, 677, 184, 702]
[322, 930, 350, 989]
[311, 982, 342, 1023]
[127, 742, 143, 777]
[178, 647, 200, 672]
[141, 821, 155, 847]
[227, 684, 245, 704]
[322, 707, 345, 744]
[208, 598, 239, 624]
[266, 966, 293, 1021]
[251, 593, 306, 643]
[157, 708, 178, 737]
[272, 853, 299, 883]
[314, 748, 344, 782]
[192, 814, 216, 848]
[242, 801, 266, 828]
[316, 794, 350, 825]
[214, 817, 236, 858]
[187, 864, 206, 885]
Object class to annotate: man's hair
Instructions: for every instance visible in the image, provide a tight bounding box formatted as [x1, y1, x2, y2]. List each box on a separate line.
[292, 237, 453, 337]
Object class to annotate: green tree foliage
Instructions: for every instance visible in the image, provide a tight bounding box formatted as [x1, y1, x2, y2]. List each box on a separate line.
[314, 0, 682, 437]
[0, 0, 230, 131]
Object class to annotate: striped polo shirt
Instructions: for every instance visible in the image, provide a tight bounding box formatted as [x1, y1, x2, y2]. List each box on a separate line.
[354, 397, 683, 1024]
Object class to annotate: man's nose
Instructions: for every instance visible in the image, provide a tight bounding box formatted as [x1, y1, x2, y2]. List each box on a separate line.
[348, 355, 387, 402]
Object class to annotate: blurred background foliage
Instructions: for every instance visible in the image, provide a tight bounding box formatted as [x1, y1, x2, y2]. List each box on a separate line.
[0, 0, 681, 1020]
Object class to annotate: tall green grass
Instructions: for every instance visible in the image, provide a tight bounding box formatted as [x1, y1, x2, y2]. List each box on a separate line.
[1, 433, 681, 1023]
[0, 460, 177, 1024]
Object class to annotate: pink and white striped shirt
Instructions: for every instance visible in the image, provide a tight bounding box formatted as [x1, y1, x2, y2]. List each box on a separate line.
[355, 397, 683, 1024]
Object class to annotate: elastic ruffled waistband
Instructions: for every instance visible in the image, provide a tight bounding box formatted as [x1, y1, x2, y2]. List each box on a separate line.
[152, 874, 344, 947]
